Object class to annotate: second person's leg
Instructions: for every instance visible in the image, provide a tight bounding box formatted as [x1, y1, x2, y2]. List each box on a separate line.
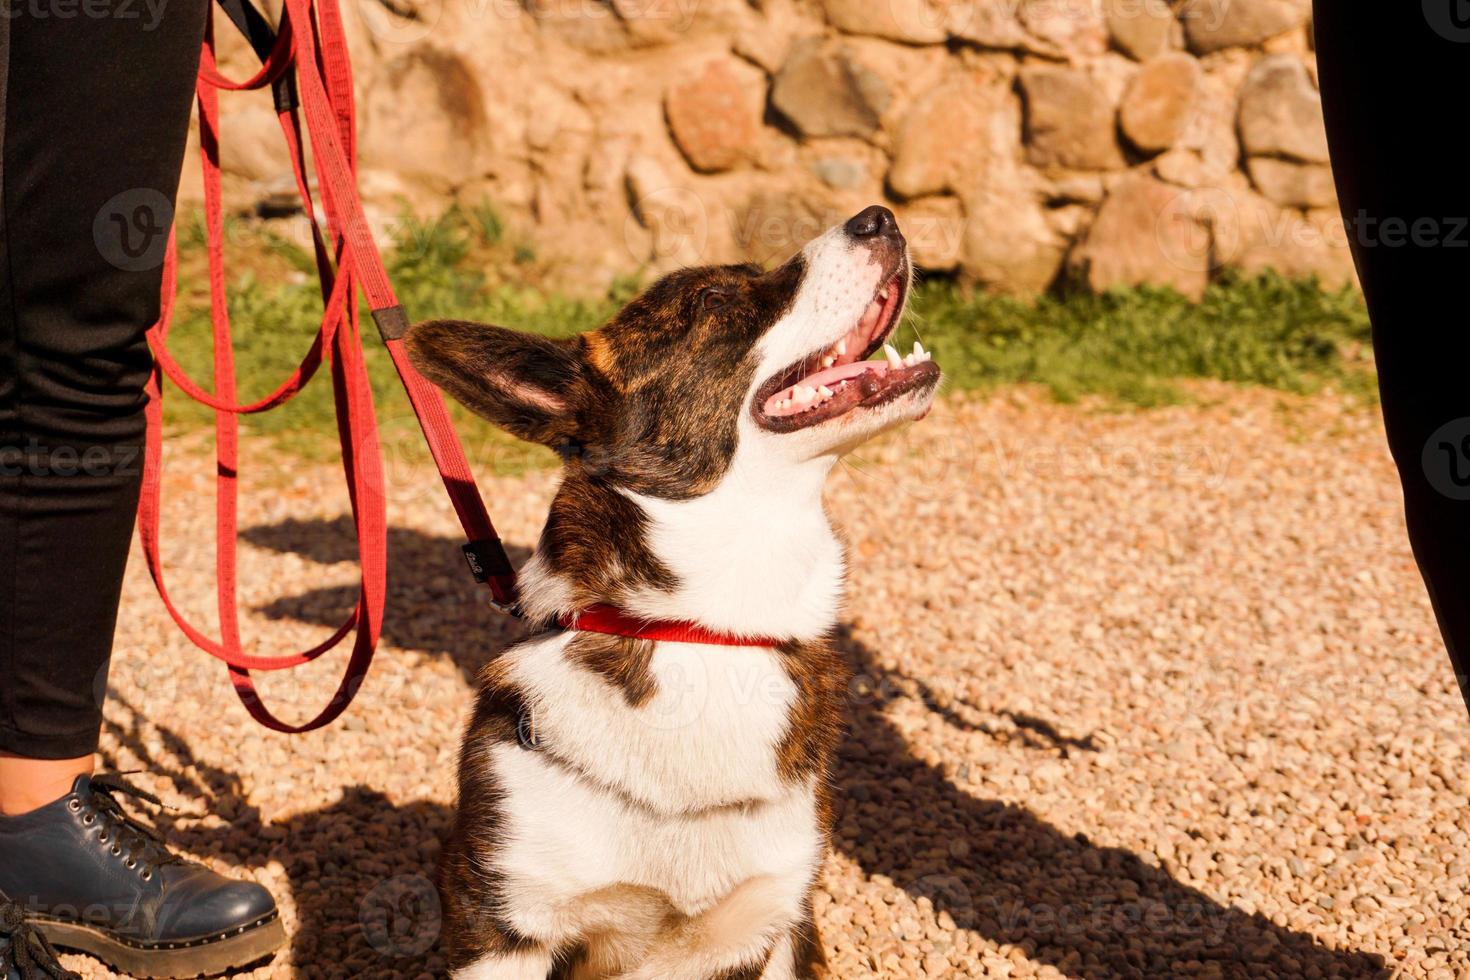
[1314, 2, 1470, 715]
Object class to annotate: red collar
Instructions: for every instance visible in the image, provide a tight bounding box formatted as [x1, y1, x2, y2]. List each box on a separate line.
[559, 604, 787, 648]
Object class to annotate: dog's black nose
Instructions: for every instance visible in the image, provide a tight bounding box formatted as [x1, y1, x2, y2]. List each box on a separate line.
[844, 205, 900, 241]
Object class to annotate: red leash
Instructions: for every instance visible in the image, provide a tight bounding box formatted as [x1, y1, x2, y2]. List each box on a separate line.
[142, 0, 783, 733]
[141, 0, 516, 733]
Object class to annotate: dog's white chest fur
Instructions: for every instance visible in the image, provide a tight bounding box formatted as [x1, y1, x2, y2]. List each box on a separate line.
[623, 461, 847, 641]
[482, 631, 823, 938]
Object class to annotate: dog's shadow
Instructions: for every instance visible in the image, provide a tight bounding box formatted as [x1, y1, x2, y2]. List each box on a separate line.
[829, 624, 1386, 977]
[129, 516, 1387, 979]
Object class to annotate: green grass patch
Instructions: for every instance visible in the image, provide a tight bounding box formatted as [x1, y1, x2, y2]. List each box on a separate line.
[903, 273, 1374, 407]
[155, 207, 1373, 472]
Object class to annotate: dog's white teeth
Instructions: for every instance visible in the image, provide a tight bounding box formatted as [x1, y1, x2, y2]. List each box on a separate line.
[913, 340, 925, 357]
[821, 356, 836, 368]
[794, 386, 816, 405]
[883, 343, 903, 369]
[817, 384, 834, 399]
[836, 338, 848, 356]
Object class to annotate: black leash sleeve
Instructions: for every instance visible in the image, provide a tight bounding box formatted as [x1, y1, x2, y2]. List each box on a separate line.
[214, 0, 299, 114]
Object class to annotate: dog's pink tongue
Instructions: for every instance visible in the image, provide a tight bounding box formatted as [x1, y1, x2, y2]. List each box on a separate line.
[806, 359, 881, 390]
[764, 361, 884, 417]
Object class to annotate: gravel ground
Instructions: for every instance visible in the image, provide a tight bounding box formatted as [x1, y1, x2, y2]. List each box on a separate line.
[70, 386, 1468, 979]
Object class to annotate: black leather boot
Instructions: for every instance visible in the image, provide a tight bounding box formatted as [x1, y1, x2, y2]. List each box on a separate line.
[0, 902, 78, 980]
[0, 775, 284, 979]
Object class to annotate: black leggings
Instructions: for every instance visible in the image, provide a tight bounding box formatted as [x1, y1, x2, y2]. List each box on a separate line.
[1314, 3, 1470, 714]
[0, 4, 208, 758]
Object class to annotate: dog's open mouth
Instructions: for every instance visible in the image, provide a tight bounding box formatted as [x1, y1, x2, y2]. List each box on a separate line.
[754, 265, 939, 433]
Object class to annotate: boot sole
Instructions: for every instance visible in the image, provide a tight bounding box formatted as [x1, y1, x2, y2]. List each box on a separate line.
[33, 910, 285, 979]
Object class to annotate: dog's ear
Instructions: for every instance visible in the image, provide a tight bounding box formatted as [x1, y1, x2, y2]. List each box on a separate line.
[405, 319, 594, 447]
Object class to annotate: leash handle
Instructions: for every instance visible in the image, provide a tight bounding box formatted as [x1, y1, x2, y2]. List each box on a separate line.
[139, 0, 517, 733]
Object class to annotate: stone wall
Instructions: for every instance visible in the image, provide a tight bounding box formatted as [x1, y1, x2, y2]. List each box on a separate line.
[196, 0, 1355, 297]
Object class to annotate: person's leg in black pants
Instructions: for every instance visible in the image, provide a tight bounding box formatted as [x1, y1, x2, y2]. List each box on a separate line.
[1315, 4, 1470, 715]
[0, 6, 201, 784]
[0, 7, 284, 977]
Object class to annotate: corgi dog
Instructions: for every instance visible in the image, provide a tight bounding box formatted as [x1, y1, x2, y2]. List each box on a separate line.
[405, 205, 940, 980]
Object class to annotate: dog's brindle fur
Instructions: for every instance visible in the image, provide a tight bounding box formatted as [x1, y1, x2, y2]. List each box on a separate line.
[406, 213, 938, 979]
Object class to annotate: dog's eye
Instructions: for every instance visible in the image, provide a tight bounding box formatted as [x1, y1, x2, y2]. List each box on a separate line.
[698, 288, 731, 313]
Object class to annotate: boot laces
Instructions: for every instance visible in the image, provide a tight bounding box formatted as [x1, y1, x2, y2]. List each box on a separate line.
[78, 774, 182, 878]
[0, 901, 80, 980]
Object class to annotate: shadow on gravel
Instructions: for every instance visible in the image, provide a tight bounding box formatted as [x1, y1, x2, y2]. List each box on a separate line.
[832, 628, 1389, 979]
[214, 516, 1389, 978]
[242, 516, 535, 677]
[100, 694, 453, 980]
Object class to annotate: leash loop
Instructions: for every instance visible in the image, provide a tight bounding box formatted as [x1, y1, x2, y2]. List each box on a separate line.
[140, 0, 519, 734]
